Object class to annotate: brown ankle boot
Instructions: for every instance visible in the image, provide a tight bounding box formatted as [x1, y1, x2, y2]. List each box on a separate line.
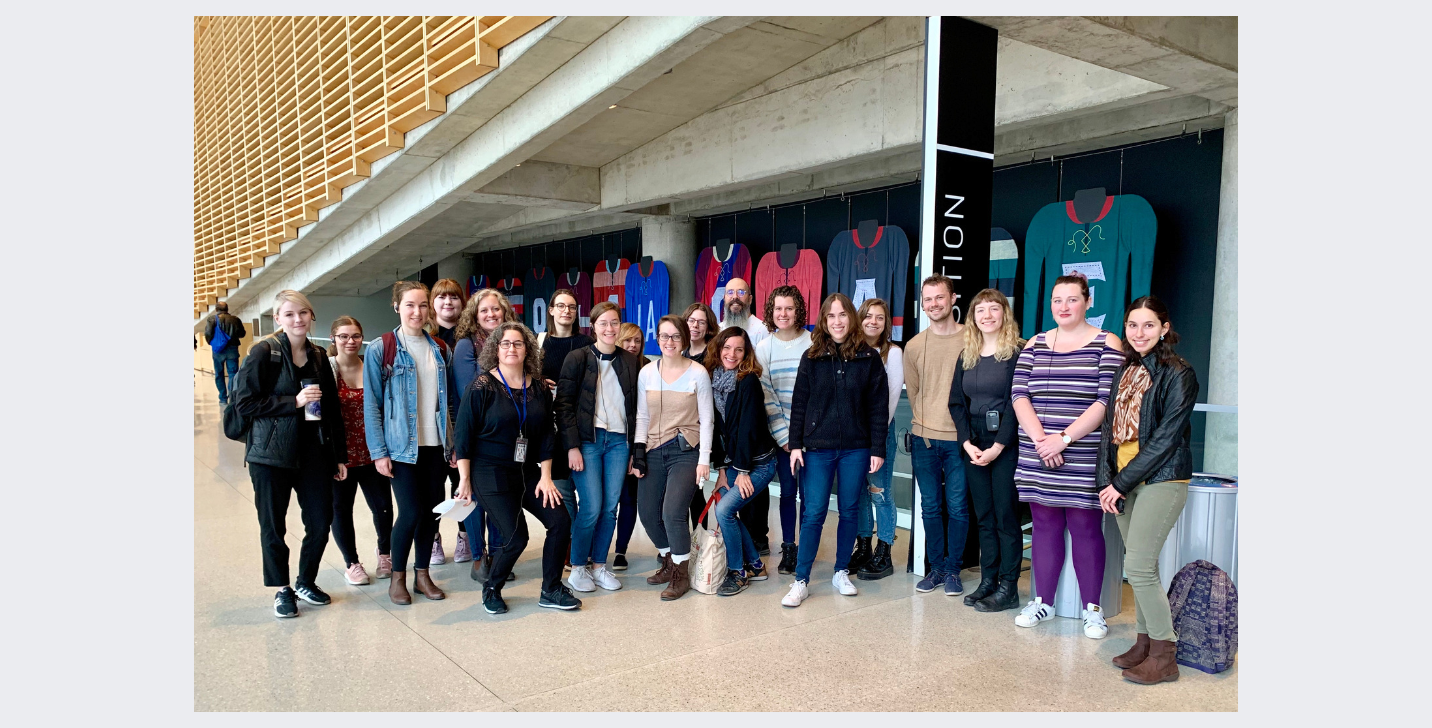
[389, 571, 412, 605]
[647, 553, 674, 585]
[1113, 633, 1151, 668]
[413, 568, 446, 600]
[1122, 639, 1180, 684]
[660, 558, 690, 601]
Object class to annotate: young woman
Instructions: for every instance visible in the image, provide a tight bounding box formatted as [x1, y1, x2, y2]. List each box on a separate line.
[1097, 296, 1199, 685]
[611, 322, 646, 570]
[363, 281, 459, 605]
[450, 288, 517, 572]
[631, 315, 714, 601]
[231, 290, 347, 618]
[429, 279, 470, 563]
[782, 293, 889, 608]
[681, 302, 718, 362]
[852, 298, 902, 581]
[948, 289, 1023, 612]
[1010, 273, 1122, 638]
[454, 322, 581, 613]
[537, 288, 593, 531]
[555, 302, 641, 593]
[754, 286, 812, 576]
[329, 316, 394, 585]
[704, 328, 777, 596]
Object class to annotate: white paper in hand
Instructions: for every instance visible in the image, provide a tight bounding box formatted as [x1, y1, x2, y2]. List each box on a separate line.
[433, 498, 476, 522]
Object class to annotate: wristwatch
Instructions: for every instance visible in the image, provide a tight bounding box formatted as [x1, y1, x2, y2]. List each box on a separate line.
[1058, 431, 1072, 445]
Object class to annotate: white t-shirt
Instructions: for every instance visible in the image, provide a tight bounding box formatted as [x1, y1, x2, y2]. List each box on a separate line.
[593, 354, 627, 434]
[402, 333, 441, 447]
[722, 315, 770, 347]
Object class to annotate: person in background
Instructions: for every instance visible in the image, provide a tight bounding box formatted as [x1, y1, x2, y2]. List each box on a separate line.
[454, 322, 581, 613]
[328, 316, 394, 586]
[754, 285, 811, 576]
[231, 290, 346, 618]
[428, 279, 471, 564]
[904, 274, 971, 597]
[203, 300, 248, 405]
[704, 327, 776, 596]
[948, 289, 1023, 612]
[364, 281, 459, 605]
[1010, 273, 1122, 639]
[852, 298, 901, 580]
[631, 315, 714, 601]
[681, 302, 719, 362]
[1097, 296, 1198, 684]
[533, 287, 592, 573]
[555, 302, 640, 594]
[782, 293, 887, 608]
[611, 323, 646, 570]
[450, 288, 516, 573]
[719, 278, 770, 347]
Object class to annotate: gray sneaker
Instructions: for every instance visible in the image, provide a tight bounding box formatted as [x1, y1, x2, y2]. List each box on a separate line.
[567, 564, 596, 592]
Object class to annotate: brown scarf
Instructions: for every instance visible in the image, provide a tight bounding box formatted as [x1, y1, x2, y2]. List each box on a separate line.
[1112, 365, 1152, 444]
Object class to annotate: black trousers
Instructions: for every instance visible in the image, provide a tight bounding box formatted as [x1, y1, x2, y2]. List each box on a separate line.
[331, 463, 394, 566]
[737, 486, 771, 549]
[472, 461, 572, 593]
[615, 474, 639, 554]
[964, 443, 1021, 583]
[249, 444, 334, 588]
[390, 447, 448, 571]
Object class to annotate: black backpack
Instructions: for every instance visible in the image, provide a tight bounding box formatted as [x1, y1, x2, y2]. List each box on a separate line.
[221, 342, 283, 441]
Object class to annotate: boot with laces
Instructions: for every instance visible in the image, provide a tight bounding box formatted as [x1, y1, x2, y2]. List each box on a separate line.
[646, 553, 674, 585]
[777, 543, 797, 575]
[857, 538, 894, 580]
[848, 536, 872, 574]
[661, 559, 691, 601]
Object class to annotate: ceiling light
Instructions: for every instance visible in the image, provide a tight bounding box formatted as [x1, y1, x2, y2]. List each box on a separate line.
[609, 104, 617, 109]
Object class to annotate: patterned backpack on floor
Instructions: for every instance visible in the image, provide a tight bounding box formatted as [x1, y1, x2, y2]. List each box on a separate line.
[1167, 559, 1238, 674]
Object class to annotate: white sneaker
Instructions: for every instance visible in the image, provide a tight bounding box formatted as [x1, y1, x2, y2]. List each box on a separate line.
[782, 580, 810, 608]
[1082, 603, 1108, 639]
[832, 569, 858, 596]
[592, 564, 622, 591]
[567, 564, 596, 593]
[1015, 597, 1055, 627]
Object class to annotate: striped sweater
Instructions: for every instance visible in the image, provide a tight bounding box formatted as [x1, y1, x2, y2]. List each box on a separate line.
[754, 330, 812, 447]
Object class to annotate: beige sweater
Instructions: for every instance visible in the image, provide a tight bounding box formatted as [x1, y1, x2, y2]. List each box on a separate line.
[903, 327, 962, 441]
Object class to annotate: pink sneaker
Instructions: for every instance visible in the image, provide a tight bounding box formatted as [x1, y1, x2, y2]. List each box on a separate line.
[345, 562, 370, 585]
[430, 534, 447, 566]
[454, 532, 473, 563]
[375, 550, 392, 579]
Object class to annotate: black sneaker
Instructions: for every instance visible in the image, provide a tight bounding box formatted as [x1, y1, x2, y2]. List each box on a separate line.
[755, 539, 771, 557]
[744, 559, 769, 581]
[482, 585, 508, 615]
[777, 543, 798, 575]
[539, 584, 583, 610]
[273, 587, 298, 618]
[612, 553, 629, 571]
[716, 569, 749, 596]
[293, 581, 331, 605]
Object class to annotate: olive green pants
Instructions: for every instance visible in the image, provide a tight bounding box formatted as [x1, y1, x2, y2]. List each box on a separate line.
[1115, 480, 1187, 642]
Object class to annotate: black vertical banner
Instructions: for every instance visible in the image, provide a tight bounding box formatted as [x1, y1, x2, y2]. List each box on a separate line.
[920, 17, 997, 324]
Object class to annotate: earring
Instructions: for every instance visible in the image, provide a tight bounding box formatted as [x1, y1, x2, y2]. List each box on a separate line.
[1159, 335, 1165, 341]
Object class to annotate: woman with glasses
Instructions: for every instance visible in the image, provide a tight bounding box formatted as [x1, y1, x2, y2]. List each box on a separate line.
[680, 302, 719, 363]
[328, 316, 394, 586]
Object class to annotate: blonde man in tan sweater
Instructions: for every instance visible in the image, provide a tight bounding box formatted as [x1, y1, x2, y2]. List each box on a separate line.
[903, 274, 972, 598]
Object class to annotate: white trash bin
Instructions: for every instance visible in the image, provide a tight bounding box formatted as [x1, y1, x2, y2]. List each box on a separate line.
[1158, 474, 1238, 592]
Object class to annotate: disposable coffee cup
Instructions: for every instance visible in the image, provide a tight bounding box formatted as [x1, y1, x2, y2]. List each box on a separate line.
[300, 378, 321, 421]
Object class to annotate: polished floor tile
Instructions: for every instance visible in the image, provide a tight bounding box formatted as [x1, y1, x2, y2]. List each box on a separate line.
[194, 374, 1236, 711]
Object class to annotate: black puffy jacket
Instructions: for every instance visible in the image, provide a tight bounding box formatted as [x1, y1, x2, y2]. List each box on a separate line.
[553, 344, 642, 451]
[1096, 352, 1199, 495]
[712, 372, 778, 472]
[788, 343, 889, 458]
[231, 333, 346, 471]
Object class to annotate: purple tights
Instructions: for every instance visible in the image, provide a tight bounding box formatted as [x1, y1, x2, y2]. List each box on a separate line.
[1030, 503, 1106, 606]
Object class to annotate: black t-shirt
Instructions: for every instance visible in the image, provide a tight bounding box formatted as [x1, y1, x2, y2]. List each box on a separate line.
[454, 373, 555, 467]
[962, 355, 1011, 434]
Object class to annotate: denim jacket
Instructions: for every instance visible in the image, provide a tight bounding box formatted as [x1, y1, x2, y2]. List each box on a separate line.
[362, 328, 458, 464]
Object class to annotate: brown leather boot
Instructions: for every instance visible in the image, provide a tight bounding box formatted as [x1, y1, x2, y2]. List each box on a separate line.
[413, 568, 446, 600]
[389, 571, 412, 605]
[1112, 633, 1151, 669]
[660, 558, 690, 601]
[1122, 639, 1180, 684]
[646, 553, 674, 585]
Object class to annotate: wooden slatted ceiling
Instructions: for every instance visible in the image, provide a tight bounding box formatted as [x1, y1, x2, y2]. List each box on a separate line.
[193, 15, 551, 317]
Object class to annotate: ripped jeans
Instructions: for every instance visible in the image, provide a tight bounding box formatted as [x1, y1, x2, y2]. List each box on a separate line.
[856, 427, 898, 544]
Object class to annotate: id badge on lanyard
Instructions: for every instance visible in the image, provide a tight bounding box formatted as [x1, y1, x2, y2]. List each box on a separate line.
[496, 368, 529, 463]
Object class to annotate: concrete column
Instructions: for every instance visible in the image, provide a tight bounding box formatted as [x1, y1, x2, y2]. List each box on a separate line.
[435, 253, 474, 287]
[639, 215, 697, 313]
[1203, 108, 1237, 476]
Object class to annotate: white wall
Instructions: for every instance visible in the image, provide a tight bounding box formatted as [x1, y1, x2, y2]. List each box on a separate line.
[309, 290, 400, 343]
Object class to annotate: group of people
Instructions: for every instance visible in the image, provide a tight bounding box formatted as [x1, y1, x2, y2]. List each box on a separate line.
[222, 265, 1197, 686]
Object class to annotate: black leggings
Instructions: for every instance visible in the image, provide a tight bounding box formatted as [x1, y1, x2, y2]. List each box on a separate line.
[390, 447, 448, 571]
[331, 464, 393, 566]
[615, 474, 639, 554]
[472, 461, 571, 593]
[964, 443, 1022, 583]
[249, 442, 333, 587]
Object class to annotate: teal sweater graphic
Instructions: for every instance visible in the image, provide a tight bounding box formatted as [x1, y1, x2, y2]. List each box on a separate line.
[1021, 194, 1156, 336]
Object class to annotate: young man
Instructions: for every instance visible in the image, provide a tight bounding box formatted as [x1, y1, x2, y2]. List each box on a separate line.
[904, 274, 971, 596]
[719, 278, 770, 346]
[754, 285, 811, 574]
[202, 301, 247, 405]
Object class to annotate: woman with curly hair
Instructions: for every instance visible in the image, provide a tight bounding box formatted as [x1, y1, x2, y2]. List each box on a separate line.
[454, 321, 581, 613]
[754, 285, 811, 575]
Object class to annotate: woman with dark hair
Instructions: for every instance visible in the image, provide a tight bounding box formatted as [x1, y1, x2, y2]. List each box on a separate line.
[851, 298, 901, 580]
[1097, 296, 1199, 685]
[611, 323, 647, 570]
[681, 302, 718, 362]
[428, 279, 471, 563]
[782, 293, 888, 608]
[704, 327, 777, 596]
[328, 315, 394, 586]
[455, 321, 581, 613]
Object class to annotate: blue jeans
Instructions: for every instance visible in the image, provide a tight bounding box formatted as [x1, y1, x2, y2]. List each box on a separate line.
[213, 348, 239, 402]
[857, 427, 898, 543]
[910, 436, 970, 574]
[775, 448, 802, 543]
[569, 428, 629, 565]
[794, 448, 869, 583]
[714, 459, 778, 571]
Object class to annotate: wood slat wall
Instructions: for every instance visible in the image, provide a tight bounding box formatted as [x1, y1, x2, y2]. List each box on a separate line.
[193, 15, 551, 318]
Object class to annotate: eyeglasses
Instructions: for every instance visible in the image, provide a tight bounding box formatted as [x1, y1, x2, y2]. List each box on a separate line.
[657, 333, 683, 343]
[685, 317, 705, 327]
[498, 340, 526, 350]
[332, 334, 363, 342]
[552, 303, 577, 311]
[727, 288, 749, 297]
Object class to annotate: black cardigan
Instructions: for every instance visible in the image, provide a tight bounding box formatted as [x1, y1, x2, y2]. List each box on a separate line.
[1095, 353, 1200, 495]
[712, 373, 778, 472]
[553, 344, 641, 451]
[948, 352, 1019, 450]
[788, 343, 889, 458]
[231, 333, 347, 471]
[454, 373, 556, 466]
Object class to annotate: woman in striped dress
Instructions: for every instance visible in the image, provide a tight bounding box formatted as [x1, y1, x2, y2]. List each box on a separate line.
[1009, 274, 1122, 639]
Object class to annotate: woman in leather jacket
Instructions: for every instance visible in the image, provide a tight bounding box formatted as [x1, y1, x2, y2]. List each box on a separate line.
[1096, 295, 1199, 686]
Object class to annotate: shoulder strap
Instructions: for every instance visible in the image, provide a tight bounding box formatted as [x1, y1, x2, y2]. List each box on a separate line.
[537, 332, 547, 349]
[381, 332, 397, 379]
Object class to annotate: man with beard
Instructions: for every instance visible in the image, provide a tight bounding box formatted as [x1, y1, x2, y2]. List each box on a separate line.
[719, 278, 769, 346]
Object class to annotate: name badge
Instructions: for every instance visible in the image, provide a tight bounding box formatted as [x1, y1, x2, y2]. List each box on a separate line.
[514, 437, 528, 463]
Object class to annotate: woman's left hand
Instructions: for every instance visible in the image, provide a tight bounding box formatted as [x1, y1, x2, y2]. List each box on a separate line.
[448, 453, 458, 468]
[536, 477, 562, 509]
[696, 464, 710, 484]
[735, 471, 755, 498]
[1098, 485, 1123, 514]
[1034, 432, 1068, 460]
[334, 464, 348, 481]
